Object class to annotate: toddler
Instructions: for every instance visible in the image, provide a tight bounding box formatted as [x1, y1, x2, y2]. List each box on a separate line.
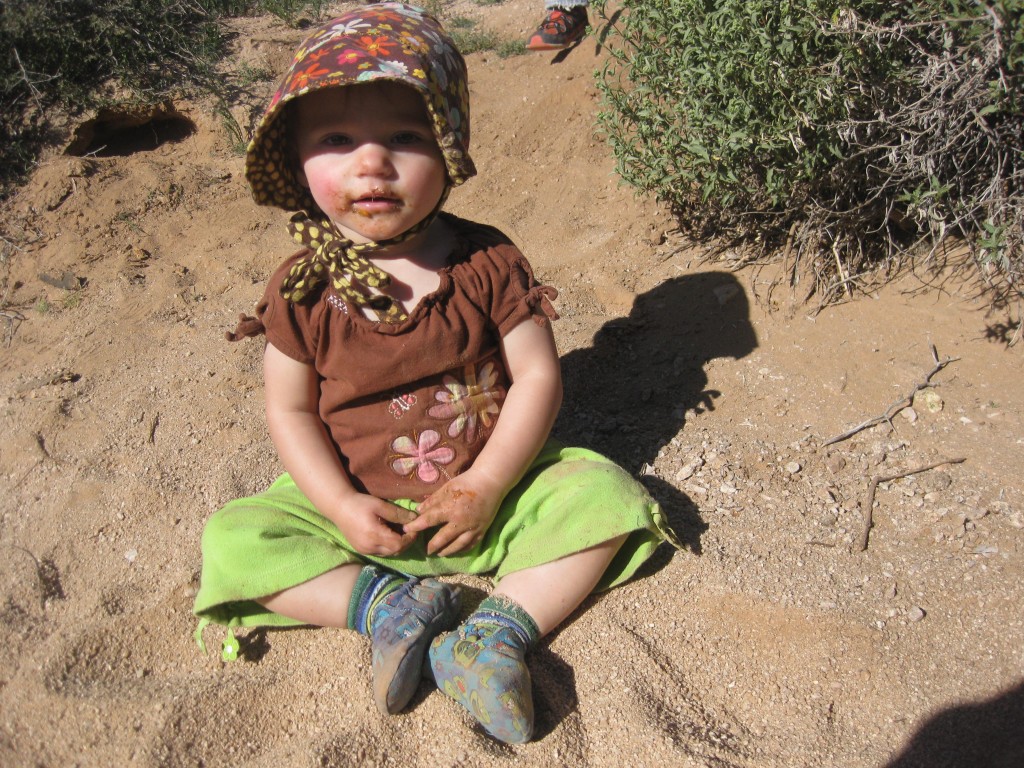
[194, 2, 672, 744]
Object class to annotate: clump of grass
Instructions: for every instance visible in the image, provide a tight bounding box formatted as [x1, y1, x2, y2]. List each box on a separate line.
[449, 16, 525, 57]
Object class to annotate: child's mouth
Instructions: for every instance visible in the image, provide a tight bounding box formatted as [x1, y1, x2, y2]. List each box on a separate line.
[352, 191, 401, 217]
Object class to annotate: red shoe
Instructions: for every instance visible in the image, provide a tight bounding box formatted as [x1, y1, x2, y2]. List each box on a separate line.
[525, 6, 589, 51]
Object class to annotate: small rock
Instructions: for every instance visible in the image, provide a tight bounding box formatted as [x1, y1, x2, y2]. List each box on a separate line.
[676, 454, 704, 482]
[915, 389, 943, 413]
[825, 454, 847, 474]
[785, 461, 802, 475]
[901, 407, 918, 423]
[907, 606, 926, 622]
[713, 284, 740, 305]
[125, 549, 138, 563]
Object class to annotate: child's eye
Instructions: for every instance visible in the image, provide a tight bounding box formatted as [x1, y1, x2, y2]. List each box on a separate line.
[322, 134, 351, 147]
[392, 132, 424, 146]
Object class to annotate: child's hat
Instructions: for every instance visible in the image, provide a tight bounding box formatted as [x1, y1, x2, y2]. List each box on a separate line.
[245, 2, 476, 211]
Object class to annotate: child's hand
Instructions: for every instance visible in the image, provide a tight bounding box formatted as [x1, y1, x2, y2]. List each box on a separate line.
[404, 472, 503, 557]
[334, 494, 419, 557]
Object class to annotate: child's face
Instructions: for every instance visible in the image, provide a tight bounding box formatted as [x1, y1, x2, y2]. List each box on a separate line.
[293, 82, 447, 245]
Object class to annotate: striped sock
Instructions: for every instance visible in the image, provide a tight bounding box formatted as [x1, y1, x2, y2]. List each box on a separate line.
[347, 565, 404, 635]
[469, 595, 541, 648]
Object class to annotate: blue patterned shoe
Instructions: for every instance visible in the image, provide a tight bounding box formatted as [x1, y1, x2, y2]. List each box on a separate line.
[428, 623, 534, 743]
[370, 578, 460, 714]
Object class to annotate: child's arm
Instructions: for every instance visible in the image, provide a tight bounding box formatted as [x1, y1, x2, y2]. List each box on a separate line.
[263, 342, 418, 556]
[404, 317, 562, 555]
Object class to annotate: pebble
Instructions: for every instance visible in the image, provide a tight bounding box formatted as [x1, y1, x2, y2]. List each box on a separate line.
[785, 461, 802, 475]
[907, 606, 926, 622]
[916, 389, 943, 413]
[825, 454, 846, 473]
[676, 455, 704, 482]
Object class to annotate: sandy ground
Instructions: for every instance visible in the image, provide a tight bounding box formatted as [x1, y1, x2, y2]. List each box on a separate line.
[2, 2, 1022, 766]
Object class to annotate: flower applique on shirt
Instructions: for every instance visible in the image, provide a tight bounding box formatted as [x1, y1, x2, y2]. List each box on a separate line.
[427, 360, 503, 443]
[389, 429, 455, 484]
[386, 360, 505, 486]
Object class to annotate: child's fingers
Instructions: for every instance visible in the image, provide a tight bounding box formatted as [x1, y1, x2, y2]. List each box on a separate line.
[389, 527, 419, 555]
[427, 526, 479, 557]
[374, 502, 418, 527]
[364, 523, 417, 557]
[403, 503, 444, 533]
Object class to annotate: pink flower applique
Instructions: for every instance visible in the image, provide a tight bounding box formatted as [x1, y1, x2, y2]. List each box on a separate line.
[428, 361, 503, 443]
[390, 430, 454, 484]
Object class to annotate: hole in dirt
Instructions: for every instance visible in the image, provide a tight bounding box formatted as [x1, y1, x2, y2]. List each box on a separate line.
[65, 102, 196, 157]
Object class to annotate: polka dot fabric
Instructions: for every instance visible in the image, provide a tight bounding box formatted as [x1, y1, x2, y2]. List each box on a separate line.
[245, 2, 476, 212]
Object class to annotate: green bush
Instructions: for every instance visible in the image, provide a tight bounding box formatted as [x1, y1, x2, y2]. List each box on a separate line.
[0, 1, 327, 198]
[595, 0, 1023, 304]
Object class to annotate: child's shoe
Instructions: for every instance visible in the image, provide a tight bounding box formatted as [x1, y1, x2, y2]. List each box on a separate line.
[525, 6, 589, 51]
[428, 620, 535, 743]
[369, 577, 460, 714]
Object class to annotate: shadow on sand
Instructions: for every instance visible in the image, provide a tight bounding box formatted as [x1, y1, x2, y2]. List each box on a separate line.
[884, 680, 1024, 768]
[555, 270, 759, 559]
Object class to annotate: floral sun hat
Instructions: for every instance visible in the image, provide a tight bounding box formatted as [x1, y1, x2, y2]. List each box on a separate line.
[245, 1, 476, 212]
[242, 3, 477, 320]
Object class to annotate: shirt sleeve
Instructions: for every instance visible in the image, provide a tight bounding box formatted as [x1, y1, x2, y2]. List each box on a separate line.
[497, 250, 560, 335]
[257, 252, 321, 364]
[463, 230, 559, 337]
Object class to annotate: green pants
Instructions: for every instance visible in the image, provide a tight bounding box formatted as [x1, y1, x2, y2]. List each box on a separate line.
[193, 441, 671, 630]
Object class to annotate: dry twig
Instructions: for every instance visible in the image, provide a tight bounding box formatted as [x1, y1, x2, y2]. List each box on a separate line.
[823, 345, 959, 446]
[2, 309, 26, 347]
[857, 457, 966, 551]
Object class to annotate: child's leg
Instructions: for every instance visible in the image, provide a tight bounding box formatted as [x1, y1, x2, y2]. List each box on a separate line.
[194, 474, 463, 715]
[491, 534, 627, 635]
[260, 563, 460, 715]
[429, 535, 627, 743]
[257, 562, 362, 627]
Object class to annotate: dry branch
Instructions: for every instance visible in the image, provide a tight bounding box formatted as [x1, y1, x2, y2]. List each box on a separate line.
[857, 457, 967, 552]
[823, 345, 959, 446]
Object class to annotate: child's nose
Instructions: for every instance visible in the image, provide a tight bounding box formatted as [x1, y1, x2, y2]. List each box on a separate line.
[354, 142, 394, 176]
